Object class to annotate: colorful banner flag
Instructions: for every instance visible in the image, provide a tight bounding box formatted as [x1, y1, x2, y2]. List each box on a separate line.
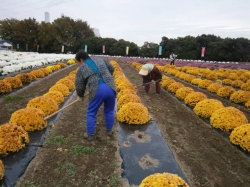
[201, 47, 206, 57]
[84, 45, 88, 52]
[158, 46, 162, 55]
[126, 46, 129, 55]
[61, 45, 64, 53]
[102, 45, 105, 53]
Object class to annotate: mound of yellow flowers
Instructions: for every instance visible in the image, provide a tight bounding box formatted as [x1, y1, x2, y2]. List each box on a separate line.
[0, 123, 29, 155]
[229, 90, 250, 104]
[0, 80, 12, 93]
[139, 172, 189, 187]
[207, 83, 223, 93]
[15, 73, 36, 83]
[30, 69, 45, 78]
[216, 86, 235, 98]
[0, 160, 4, 180]
[9, 108, 47, 131]
[3, 77, 23, 89]
[49, 83, 70, 97]
[67, 59, 76, 65]
[117, 103, 151, 125]
[230, 124, 250, 152]
[184, 92, 207, 107]
[175, 87, 194, 100]
[193, 99, 224, 118]
[27, 96, 58, 116]
[56, 78, 75, 91]
[210, 107, 248, 132]
[167, 82, 184, 94]
[44, 91, 65, 104]
[117, 94, 142, 109]
[117, 88, 137, 99]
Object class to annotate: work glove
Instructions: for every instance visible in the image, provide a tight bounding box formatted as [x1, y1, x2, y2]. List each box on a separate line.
[77, 96, 83, 101]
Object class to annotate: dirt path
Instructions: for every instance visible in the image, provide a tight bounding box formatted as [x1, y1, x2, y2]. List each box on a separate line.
[1, 59, 250, 187]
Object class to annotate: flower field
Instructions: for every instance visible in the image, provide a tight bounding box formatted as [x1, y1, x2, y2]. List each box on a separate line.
[0, 55, 250, 187]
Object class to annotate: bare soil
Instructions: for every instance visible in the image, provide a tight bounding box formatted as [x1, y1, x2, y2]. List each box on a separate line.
[0, 60, 250, 187]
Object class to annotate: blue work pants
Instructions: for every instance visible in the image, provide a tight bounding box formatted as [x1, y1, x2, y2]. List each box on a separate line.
[86, 83, 116, 135]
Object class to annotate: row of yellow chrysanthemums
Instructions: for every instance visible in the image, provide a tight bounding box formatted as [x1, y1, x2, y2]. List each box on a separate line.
[110, 60, 189, 187]
[161, 64, 250, 92]
[130, 61, 250, 153]
[161, 64, 250, 89]
[109, 60, 151, 125]
[0, 59, 76, 94]
[166, 64, 250, 85]
[157, 64, 250, 110]
[0, 68, 77, 179]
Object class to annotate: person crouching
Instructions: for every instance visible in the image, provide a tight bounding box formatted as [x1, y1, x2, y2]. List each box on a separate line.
[139, 63, 162, 94]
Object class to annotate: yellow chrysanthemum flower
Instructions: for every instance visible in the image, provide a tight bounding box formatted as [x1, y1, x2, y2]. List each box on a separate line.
[207, 83, 223, 93]
[57, 62, 67, 68]
[26, 96, 58, 116]
[184, 92, 207, 107]
[117, 103, 151, 125]
[241, 82, 250, 91]
[56, 78, 75, 91]
[222, 79, 233, 85]
[230, 124, 250, 152]
[15, 73, 36, 83]
[117, 88, 137, 99]
[216, 86, 235, 98]
[175, 87, 194, 100]
[117, 94, 142, 109]
[44, 91, 65, 104]
[9, 108, 47, 131]
[53, 64, 61, 71]
[3, 77, 23, 88]
[0, 160, 4, 180]
[193, 99, 224, 118]
[198, 79, 213, 89]
[46, 66, 55, 72]
[167, 82, 184, 93]
[161, 79, 176, 89]
[39, 68, 51, 76]
[210, 107, 248, 132]
[139, 172, 189, 187]
[30, 69, 45, 78]
[49, 83, 70, 97]
[0, 123, 29, 155]
[231, 80, 244, 88]
[67, 59, 76, 65]
[230, 90, 250, 104]
[0, 80, 12, 93]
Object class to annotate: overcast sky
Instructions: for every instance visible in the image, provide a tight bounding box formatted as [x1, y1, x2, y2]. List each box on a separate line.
[0, 0, 249, 46]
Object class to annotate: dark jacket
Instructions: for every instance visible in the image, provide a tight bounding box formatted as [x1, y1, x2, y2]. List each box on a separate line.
[75, 57, 116, 101]
[142, 66, 162, 84]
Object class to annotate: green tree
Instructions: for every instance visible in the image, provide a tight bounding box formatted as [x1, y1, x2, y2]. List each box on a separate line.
[0, 18, 19, 48]
[139, 42, 158, 58]
[71, 19, 95, 53]
[38, 22, 58, 53]
[14, 18, 40, 51]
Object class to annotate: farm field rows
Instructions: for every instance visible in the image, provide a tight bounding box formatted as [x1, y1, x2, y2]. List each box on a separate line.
[0, 59, 250, 187]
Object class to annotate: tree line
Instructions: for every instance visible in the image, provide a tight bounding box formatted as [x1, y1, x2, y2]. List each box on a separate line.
[0, 15, 250, 62]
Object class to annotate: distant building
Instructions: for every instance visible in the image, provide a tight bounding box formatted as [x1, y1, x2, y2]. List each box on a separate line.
[0, 41, 12, 50]
[45, 12, 50, 23]
[93, 28, 101, 37]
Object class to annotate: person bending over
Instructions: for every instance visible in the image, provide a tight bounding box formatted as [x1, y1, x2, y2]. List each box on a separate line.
[75, 50, 116, 141]
[139, 63, 162, 94]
